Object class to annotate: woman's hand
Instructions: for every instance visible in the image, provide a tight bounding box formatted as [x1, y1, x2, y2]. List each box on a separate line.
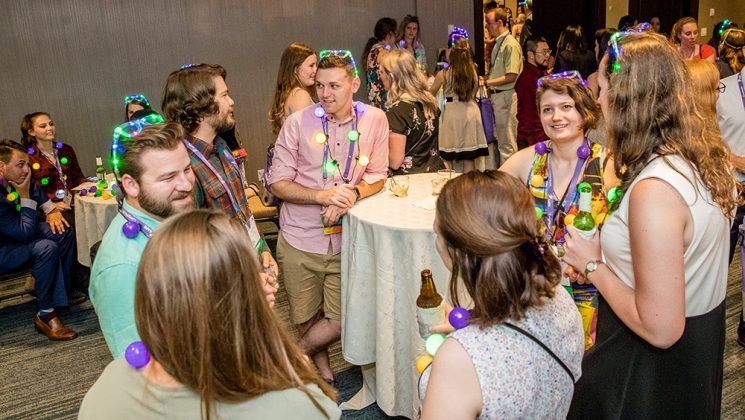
[259, 272, 278, 308]
[561, 225, 602, 278]
[428, 300, 455, 335]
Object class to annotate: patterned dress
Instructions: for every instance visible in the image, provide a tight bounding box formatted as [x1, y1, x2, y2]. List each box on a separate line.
[527, 140, 610, 349]
[366, 42, 388, 110]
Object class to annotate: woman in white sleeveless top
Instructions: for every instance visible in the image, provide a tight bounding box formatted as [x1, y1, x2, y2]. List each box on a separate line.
[563, 31, 738, 419]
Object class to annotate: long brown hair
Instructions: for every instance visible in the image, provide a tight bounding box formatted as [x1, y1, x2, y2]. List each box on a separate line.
[603, 31, 739, 216]
[447, 43, 477, 102]
[378, 49, 438, 120]
[720, 28, 745, 74]
[436, 171, 561, 327]
[135, 210, 335, 419]
[269, 43, 317, 135]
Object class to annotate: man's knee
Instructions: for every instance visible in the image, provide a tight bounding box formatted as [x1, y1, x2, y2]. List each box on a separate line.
[31, 239, 59, 260]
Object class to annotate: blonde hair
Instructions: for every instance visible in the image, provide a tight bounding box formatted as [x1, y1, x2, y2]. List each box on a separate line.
[604, 32, 739, 217]
[135, 210, 335, 420]
[720, 28, 745, 74]
[379, 49, 439, 120]
[686, 60, 719, 127]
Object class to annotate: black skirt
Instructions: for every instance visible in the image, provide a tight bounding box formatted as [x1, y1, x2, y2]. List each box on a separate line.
[568, 295, 725, 420]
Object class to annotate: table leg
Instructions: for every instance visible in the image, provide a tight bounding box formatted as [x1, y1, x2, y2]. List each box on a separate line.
[339, 363, 377, 411]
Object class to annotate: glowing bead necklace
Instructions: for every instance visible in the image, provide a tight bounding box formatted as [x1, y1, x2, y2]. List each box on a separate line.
[28, 141, 69, 200]
[313, 102, 370, 183]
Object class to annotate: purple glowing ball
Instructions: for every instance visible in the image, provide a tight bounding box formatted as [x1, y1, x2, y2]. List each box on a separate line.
[534, 142, 547, 155]
[54, 142, 63, 149]
[122, 221, 140, 239]
[79, 189, 88, 197]
[124, 341, 151, 369]
[314, 107, 326, 119]
[448, 307, 471, 330]
[27, 147, 36, 155]
[88, 185, 97, 193]
[354, 102, 367, 114]
[577, 144, 591, 159]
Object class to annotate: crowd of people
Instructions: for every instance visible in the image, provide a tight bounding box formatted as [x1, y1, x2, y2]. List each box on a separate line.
[1, 1, 744, 418]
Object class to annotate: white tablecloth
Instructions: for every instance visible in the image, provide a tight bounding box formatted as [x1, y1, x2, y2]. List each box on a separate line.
[341, 172, 452, 418]
[74, 183, 118, 266]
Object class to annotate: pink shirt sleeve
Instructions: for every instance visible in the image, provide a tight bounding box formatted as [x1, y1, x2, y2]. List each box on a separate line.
[266, 114, 301, 186]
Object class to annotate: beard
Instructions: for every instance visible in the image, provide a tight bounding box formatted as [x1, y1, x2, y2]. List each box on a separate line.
[138, 185, 195, 219]
[212, 111, 235, 134]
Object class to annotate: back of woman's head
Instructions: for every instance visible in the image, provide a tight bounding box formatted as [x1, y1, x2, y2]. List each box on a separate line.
[362, 17, 397, 71]
[436, 171, 561, 326]
[557, 24, 586, 52]
[686, 59, 719, 120]
[536, 76, 599, 131]
[380, 49, 438, 119]
[448, 46, 477, 101]
[20, 112, 50, 147]
[269, 43, 316, 134]
[135, 210, 334, 418]
[604, 31, 738, 217]
[594, 28, 617, 60]
[720, 28, 745, 74]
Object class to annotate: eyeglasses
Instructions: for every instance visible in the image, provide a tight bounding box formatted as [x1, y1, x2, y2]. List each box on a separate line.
[537, 70, 588, 89]
[535, 49, 552, 56]
[110, 113, 165, 175]
[718, 82, 726, 93]
[608, 22, 652, 73]
[319, 50, 359, 77]
[123, 94, 150, 107]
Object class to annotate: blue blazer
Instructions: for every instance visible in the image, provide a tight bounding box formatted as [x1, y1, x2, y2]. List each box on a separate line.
[0, 180, 49, 270]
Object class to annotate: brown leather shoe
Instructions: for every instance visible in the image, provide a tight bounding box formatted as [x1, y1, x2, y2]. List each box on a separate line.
[34, 315, 78, 341]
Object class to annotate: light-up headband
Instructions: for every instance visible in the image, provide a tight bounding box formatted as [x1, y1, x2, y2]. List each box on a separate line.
[448, 27, 470, 47]
[123, 94, 150, 108]
[110, 113, 165, 177]
[537, 70, 589, 89]
[318, 50, 359, 77]
[718, 19, 732, 36]
[608, 22, 651, 73]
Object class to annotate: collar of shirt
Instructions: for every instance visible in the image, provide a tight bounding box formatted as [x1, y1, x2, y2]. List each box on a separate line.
[121, 198, 161, 230]
[185, 134, 220, 157]
[523, 60, 546, 77]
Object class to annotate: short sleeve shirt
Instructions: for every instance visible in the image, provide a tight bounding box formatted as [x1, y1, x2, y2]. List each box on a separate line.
[386, 101, 444, 175]
[489, 32, 523, 90]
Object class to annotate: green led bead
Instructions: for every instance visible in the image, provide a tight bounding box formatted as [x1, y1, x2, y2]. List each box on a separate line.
[16, 204, 21, 212]
[535, 207, 544, 219]
[347, 130, 360, 142]
[41, 177, 49, 185]
[60, 157, 69, 165]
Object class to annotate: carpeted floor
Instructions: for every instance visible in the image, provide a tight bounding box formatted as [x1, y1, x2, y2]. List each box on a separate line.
[1, 239, 743, 418]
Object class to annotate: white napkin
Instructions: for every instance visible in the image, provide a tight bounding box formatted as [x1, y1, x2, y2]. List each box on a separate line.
[411, 195, 438, 210]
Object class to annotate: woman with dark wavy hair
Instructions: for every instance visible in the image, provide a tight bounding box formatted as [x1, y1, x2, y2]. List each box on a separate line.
[564, 31, 738, 418]
[419, 170, 584, 418]
[80, 210, 340, 420]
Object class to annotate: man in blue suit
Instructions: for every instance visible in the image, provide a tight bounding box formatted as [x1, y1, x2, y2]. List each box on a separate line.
[0, 139, 79, 340]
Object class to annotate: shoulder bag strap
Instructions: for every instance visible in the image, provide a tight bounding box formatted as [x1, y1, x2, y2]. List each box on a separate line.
[503, 322, 575, 383]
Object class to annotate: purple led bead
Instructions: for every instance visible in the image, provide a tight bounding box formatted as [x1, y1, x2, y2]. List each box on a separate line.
[27, 147, 36, 155]
[88, 185, 97, 193]
[79, 188, 88, 196]
[534, 142, 547, 155]
[54, 142, 63, 149]
[448, 307, 471, 330]
[122, 221, 140, 238]
[124, 341, 151, 369]
[354, 102, 366, 114]
[314, 107, 326, 119]
[577, 144, 591, 159]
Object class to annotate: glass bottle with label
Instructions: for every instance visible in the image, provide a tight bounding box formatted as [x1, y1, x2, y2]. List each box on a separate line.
[416, 269, 445, 339]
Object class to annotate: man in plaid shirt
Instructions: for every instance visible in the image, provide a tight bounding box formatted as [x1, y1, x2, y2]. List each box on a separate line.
[162, 64, 278, 275]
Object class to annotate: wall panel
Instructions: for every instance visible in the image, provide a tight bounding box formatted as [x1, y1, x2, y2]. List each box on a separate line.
[1, 0, 474, 180]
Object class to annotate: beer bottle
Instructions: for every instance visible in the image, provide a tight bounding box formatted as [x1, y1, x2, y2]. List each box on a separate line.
[573, 182, 596, 239]
[416, 269, 445, 339]
[95, 156, 108, 189]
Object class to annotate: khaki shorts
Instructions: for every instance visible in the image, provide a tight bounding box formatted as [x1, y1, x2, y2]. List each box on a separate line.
[277, 233, 341, 324]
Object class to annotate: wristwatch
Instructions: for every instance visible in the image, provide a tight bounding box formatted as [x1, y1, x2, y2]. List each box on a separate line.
[584, 260, 605, 278]
[354, 186, 361, 200]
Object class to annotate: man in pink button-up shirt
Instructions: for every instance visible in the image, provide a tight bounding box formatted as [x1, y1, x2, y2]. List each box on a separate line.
[267, 54, 388, 382]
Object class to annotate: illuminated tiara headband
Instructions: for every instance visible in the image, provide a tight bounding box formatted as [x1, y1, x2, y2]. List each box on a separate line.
[180, 63, 197, 69]
[123, 94, 150, 107]
[318, 50, 359, 77]
[608, 22, 651, 73]
[448, 27, 470, 47]
[718, 19, 732, 36]
[536, 70, 589, 89]
[110, 113, 165, 177]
